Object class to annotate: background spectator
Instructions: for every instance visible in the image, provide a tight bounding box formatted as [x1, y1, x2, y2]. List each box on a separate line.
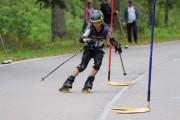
[122, 0, 140, 44]
[100, 0, 118, 26]
[82, 0, 94, 33]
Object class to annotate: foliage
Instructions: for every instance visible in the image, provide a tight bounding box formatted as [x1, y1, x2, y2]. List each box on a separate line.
[35, 0, 66, 9]
[65, 0, 84, 39]
[66, 0, 84, 18]
[0, 0, 180, 61]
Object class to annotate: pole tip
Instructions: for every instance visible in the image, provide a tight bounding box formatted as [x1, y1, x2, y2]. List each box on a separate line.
[124, 73, 127, 76]
[41, 78, 44, 82]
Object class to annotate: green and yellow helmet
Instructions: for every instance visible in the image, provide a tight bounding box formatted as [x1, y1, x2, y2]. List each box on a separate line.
[90, 10, 104, 23]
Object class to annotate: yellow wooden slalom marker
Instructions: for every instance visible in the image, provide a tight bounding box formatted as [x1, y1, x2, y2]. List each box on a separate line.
[107, 81, 135, 86]
[112, 0, 156, 114]
[113, 102, 151, 114]
[116, 107, 150, 114]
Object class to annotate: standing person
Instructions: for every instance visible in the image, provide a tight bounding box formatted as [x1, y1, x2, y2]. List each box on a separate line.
[82, 0, 94, 33]
[59, 10, 122, 93]
[122, 0, 140, 44]
[100, 0, 118, 26]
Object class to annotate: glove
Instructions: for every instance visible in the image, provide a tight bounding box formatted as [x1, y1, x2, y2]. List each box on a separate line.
[79, 37, 84, 43]
[109, 38, 118, 46]
[115, 43, 122, 53]
[86, 38, 95, 46]
[109, 38, 122, 53]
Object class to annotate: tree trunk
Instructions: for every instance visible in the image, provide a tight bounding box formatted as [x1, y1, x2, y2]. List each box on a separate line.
[148, 0, 152, 27]
[164, 0, 168, 25]
[51, 4, 66, 41]
[113, 0, 120, 30]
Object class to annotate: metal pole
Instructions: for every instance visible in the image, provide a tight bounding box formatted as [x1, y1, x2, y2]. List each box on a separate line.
[119, 53, 127, 76]
[147, 0, 156, 106]
[0, 34, 8, 59]
[41, 47, 84, 81]
[117, 15, 126, 41]
[0, 34, 12, 64]
[108, 0, 115, 81]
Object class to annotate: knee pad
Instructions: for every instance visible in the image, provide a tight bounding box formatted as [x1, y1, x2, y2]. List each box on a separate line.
[77, 64, 86, 72]
[93, 61, 102, 70]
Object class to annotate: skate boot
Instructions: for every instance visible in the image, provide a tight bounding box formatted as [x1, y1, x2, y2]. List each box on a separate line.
[82, 76, 95, 93]
[59, 76, 75, 93]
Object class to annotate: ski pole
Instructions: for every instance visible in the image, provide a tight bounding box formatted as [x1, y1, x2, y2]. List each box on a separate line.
[117, 15, 126, 41]
[118, 53, 127, 76]
[0, 34, 8, 59]
[41, 47, 84, 81]
[0, 34, 12, 64]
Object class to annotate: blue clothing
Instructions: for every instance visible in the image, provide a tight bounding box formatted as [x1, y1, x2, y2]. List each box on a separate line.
[123, 5, 140, 43]
[122, 5, 140, 23]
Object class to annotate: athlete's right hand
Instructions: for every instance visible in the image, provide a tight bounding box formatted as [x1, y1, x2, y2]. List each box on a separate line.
[86, 38, 95, 46]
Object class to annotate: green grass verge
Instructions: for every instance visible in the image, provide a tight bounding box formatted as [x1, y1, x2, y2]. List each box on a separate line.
[0, 33, 179, 63]
[0, 40, 83, 62]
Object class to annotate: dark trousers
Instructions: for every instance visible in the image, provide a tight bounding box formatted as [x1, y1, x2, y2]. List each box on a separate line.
[126, 21, 138, 43]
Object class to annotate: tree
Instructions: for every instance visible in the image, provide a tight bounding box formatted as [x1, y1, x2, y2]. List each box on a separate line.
[148, 0, 152, 27]
[36, 0, 66, 40]
[113, 0, 120, 30]
[164, 0, 168, 25]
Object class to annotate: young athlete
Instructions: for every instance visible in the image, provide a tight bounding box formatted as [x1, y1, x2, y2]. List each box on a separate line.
[59, 10, 122, 93]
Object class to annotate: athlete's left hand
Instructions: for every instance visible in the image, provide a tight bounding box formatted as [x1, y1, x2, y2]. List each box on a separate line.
[115, 43, 122, 53]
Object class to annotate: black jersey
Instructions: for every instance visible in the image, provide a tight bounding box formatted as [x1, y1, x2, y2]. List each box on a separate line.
[83, 23, 110, 49]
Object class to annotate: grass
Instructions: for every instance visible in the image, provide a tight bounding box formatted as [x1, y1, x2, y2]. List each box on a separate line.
[0, 31, 180, 63]
[0, 40, 83, 62]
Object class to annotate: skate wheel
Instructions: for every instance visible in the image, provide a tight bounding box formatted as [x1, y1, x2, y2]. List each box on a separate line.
[59, 88, 72, 93]
[82, 88, 91, 93]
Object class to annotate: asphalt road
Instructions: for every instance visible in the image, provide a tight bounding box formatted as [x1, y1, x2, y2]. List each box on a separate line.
[0, 41, 180, 120]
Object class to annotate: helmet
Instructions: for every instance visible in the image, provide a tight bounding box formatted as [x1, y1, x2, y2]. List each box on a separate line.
[90, 10, 104, 22]
[87, 0, 93, 4]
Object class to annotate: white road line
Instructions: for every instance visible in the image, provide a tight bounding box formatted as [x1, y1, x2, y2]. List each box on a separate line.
[173, 58, 180, 62]
[97, 57, 177, 120]
[169, 97, 180, 100]
[97, 72, 146, 120]
[97, 86, 129, 120]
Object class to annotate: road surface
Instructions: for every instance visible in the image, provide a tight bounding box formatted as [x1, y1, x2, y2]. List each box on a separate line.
[0, 41, 180, 120]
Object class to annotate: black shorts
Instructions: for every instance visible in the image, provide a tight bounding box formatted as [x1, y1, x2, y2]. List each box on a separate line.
[79, 49, 105, 70]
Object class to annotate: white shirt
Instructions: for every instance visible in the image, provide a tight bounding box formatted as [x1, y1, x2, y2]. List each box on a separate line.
[127, 6, 136, 23]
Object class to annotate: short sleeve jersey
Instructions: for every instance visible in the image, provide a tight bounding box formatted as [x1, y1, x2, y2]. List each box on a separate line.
[83, 23, 110, 48]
